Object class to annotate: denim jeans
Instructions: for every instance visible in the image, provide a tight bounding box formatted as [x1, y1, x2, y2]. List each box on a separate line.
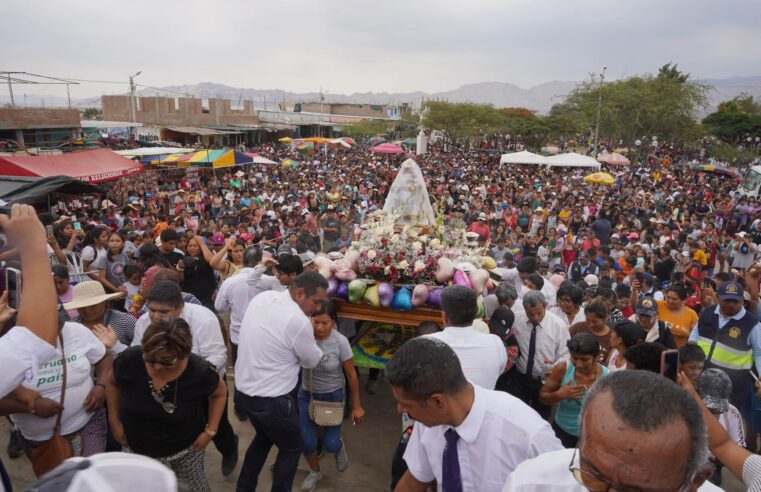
[297, 387, 344, 456]
[234, 391, 302, 492]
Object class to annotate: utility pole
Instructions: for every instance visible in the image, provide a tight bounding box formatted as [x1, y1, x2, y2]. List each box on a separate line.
[592, 65, 607, 157]
[6, 73, 15, 109]
[129, 71, 142, 140]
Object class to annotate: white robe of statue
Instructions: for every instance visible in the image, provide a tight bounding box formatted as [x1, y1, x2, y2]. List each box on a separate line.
[382, 158, 436, 225]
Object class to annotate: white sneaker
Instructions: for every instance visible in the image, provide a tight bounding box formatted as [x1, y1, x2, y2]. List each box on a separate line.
[335, 440, 348, 472]
[301, 470, 324, 491]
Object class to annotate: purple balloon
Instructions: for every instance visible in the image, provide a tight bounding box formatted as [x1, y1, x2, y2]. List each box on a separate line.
[378, 282, 395, 307]
[336, 281, 350, 300]
[426, 287, 443, 308]
[327, 277, 339, 298]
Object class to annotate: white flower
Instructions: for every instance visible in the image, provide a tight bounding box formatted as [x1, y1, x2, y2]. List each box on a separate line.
[407, 229, 419, 238]
[419, 235, 429, 243]
[367, 249, 377, 260]
[412, 241, 423, 251]
[390, 235, 401, 243]
[414, 261, 425, 273]
[429, 238, 441, 248]
[384, 265, 391, 275]
[351, 241, 360, 248]
[398, 260, 409, 270]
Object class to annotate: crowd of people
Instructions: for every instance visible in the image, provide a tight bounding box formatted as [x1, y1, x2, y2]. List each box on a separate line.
[1, 138, 761, 491]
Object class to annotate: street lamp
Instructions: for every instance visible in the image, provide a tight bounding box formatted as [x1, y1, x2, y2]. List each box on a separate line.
[592, 65, 608, 158]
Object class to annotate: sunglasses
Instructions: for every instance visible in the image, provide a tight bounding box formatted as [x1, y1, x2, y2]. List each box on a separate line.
[143, 354, 178, 367]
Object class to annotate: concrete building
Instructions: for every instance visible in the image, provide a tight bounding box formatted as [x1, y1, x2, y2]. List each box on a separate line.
[0, 107, 81, 150]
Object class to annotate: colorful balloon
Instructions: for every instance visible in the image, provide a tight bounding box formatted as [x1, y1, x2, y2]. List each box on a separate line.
[435, 257, 455, 284]
[426, 287, 442, 308]
[363, 284, 380, 307]
[392, 287, 413, 311]
[453, 270, 473, 289]
[336, 281, 349, 300]
[327, 277, 338, 297]
[412, 284, 430, 306]
[378, 282, 394, 307]
[348, 280, 367, 303]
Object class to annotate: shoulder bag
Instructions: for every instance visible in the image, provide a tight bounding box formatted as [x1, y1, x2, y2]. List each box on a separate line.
[307, 369, 345, 427]
[30, 333, 73, 477]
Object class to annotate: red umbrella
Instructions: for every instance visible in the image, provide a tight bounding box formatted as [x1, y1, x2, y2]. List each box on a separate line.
[370, 143, 404, 154]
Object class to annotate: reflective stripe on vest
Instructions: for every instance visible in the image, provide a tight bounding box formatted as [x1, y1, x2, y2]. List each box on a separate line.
[697, 336, 754, 370]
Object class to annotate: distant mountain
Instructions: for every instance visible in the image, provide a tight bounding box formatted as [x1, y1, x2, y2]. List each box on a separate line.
[3, 76, 760, 115]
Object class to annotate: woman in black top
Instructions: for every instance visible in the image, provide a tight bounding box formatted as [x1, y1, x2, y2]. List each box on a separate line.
[180, 235, 217, 311]
[106, 318, 225, 492]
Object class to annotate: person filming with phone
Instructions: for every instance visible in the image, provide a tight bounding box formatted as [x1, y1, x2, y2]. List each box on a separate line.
[689, 280, 761, 423]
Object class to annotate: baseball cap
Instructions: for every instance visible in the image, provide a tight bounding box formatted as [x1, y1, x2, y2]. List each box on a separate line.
[612, 320, 646, 348]
[699, 368, 732, 414]
[326, 205, 335, 211]
[577, 251, 588, 259]
[489, 306, 515, 339]
[628, 232, 640, 240]
[552, 264, 565, 273]
[478, 212, 487, 220]
[584, 274, 599, 286]
[210, 233, 225, 245]
[301, 209, 310, 216]
[635, 296, 658, 317]
[298, 251, 316, 267]
[718, 281, 744, 301]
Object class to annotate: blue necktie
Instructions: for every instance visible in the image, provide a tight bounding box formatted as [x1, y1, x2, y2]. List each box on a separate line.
[442, 428, 462, 492]
[525, 323, 538, 378]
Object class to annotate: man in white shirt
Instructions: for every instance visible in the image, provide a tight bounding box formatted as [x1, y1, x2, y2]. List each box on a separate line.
[235, 271, 328, 492]
[131, 281, 237, 476]
[427, 285, 507, 389]
[495, 257, 557, 308]
[389, 337, 562, 492]
[501, 291, 570, 419]
[503, 370, 721, 491]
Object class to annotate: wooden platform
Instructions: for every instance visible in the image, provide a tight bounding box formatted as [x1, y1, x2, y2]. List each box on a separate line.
[334, 299, 442, 326]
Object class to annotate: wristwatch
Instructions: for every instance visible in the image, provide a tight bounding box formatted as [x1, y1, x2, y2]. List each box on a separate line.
[204, 426, 217, 438]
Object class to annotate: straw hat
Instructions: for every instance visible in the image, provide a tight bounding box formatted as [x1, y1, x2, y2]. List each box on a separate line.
[63, 281, 125, 310]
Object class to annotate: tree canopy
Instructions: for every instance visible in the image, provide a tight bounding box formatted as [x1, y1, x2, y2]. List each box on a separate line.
[702, 94, 761, 144]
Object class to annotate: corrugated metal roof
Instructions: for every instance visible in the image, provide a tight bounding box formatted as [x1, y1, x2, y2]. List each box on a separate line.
[165, 126, 242, 136]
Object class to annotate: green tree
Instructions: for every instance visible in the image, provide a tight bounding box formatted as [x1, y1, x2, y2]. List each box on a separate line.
[342, 119, 395, 139]
[564, 69, 710, 145]
[703, 95, 761, 143]
[422, 101, 503, 144]
[81, 107, 103, 120]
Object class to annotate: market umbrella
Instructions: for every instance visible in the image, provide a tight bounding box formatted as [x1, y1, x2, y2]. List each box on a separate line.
[327, 138, 351, 149]
[691, 164, 738, 177]
[368, 136, 386, 145]
[282, 159, 299, 168]
[370, 143, 404, 154]
[244, 152, 278, 165]
[583, 172, 616, 186]
[278, 137, 293, 143]
[304, 137, 330, 143]
[212, 150, 254, 169]
[341, 137, 356, 145]
[597, 152, 630, 165]
[401, 138, 416, 147]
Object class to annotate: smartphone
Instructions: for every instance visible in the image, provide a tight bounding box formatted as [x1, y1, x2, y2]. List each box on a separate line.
[660, 349, 679, 382]
[5, 267, 21, 311]
[45, 225, 54, 237]
[73, 222, 82, 230]
[635, 271, 644, 284]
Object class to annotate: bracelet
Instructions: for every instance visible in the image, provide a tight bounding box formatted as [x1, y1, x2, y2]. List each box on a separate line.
[28, 395, 41, 415]
[204, 426, 217, 437]
[95, 383, 106, 390]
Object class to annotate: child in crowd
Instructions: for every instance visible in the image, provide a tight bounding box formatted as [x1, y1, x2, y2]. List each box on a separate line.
[123, 264, 143, 314]
[678, 343, 706, 387]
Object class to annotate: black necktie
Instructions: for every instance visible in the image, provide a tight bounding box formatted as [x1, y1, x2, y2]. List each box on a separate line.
[442, 428, 462, 492]
[525, 322, 538, 378]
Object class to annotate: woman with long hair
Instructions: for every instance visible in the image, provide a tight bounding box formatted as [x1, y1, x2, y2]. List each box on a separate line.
[95, 231, 130, 297]
[81, 225, 110, 273]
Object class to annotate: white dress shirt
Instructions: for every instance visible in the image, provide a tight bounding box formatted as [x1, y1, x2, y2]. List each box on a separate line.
[426, 327, 507, 389]
[502, 448, 722, 491]
[132, 303, 227, 375]
[235, 289, 322, 397]
[215, 267, 271, 345]
[404, 385, 562, 492]
[513, 310, 570, 379]
[547, 306, 586, 329]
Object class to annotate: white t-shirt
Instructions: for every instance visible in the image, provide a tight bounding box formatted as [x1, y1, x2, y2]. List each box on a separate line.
[81, 245, 106, 265]
[11, 322, 106, 441]
[0, 326, 59, 398]
[426, 327, 507, 390]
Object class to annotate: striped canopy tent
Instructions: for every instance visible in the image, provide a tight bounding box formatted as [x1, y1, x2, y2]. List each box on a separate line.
[244, 153, 277, 165]
[212, 150, 255, 168]
[180, 150, 227, 167]
[149, 153, 193, 166]
[304, 137, 330, 143]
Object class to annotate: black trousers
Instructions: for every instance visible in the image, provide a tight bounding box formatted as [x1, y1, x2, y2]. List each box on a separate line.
[502, 368, 551, 419]
[390, 438, 409, 491]
[235, 391, 302, 492]
[203, 376, 236, 457]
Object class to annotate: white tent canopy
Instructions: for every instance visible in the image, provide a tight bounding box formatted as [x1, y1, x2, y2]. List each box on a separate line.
[115, 147, 195, 157]
[546, 152, 601, 169]
[252, 156, 277, 165]
[499, 150, 549, 166]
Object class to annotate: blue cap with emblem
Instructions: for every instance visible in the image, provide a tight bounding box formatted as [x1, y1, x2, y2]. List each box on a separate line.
[718, 281, 744, 301]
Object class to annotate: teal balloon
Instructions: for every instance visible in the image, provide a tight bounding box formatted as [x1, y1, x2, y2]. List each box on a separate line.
[392, 286, 413, 311]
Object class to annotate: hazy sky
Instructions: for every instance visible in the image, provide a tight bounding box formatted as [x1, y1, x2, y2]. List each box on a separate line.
[2, 0, 760, 100]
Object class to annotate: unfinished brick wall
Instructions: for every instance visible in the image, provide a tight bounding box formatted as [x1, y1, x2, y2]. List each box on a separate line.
[101, 95, 260, 126]
[0, 107, 81, 129]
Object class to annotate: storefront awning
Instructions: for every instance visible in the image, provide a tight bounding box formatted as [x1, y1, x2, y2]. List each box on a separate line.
[0, 149, 143, 183]
[165, 126, 242, 136]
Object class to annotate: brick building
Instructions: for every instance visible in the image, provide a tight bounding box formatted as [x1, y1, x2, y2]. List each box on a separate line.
[0, 107, 81, 150]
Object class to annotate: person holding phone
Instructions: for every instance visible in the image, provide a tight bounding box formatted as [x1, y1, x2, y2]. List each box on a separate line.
[539, 332, 609, 448]
[0, 204, 61, 397]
